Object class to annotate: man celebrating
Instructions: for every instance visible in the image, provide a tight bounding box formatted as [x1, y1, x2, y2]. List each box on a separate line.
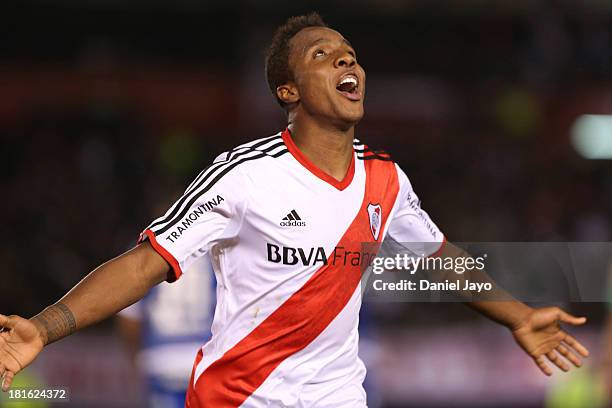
[0, 13, 589, 407]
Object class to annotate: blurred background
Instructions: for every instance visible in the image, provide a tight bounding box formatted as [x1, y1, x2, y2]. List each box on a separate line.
[2, 0, 612, 407]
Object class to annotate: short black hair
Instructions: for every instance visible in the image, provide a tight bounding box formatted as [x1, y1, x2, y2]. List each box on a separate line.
[265, 12, 328, 109]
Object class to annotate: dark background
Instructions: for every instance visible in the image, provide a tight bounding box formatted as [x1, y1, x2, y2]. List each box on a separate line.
[1, 1, 611, 406]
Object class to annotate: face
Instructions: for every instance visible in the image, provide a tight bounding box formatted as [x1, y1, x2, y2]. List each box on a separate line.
[281, 26, 366, 127]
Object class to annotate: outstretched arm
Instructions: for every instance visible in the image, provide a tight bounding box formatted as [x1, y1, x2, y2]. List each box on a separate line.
[386, 165, 589, 376]
[0, 241, 169, 390]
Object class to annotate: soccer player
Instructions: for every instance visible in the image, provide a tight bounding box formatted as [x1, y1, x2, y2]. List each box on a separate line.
[0, 13, 590, 407]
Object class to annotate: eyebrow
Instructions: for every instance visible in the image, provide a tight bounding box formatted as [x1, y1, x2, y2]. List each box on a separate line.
[303, 38, 354, 55]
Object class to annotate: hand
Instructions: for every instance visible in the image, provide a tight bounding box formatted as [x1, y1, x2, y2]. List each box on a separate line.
[0, 314, 45, 391]
[512, 307, 589, 376]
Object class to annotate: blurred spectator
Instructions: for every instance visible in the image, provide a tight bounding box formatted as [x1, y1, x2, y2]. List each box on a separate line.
[117, 256, 216, 408]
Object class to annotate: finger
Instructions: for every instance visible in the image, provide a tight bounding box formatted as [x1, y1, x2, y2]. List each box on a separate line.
[547, 351, 569, 372]
[556, 344, 582, 368]
[0, 315, 16, 331]
[1, 371, 14, 392]
[0, 315, 9, 330]
[563, 333, 590, 357]
[534, 355, 553, 376]
[557, 310, 587, 326]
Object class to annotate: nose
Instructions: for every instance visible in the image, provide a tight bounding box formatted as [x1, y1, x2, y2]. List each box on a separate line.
[334, 51, 355, 68]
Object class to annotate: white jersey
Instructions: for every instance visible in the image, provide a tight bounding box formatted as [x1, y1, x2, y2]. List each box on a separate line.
[139, 129, 444, 407]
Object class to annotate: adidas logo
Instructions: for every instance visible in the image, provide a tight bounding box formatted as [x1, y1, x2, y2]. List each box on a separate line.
[280, 209, 306, 227]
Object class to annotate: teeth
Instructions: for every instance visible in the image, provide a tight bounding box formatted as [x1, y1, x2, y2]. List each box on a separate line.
[339, 76, 358, 86]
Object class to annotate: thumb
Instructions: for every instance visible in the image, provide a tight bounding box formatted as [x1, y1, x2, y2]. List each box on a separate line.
[557, 310, 587, 326]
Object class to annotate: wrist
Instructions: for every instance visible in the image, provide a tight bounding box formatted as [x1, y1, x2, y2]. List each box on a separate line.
[507, 303, 535, 331]
[29, 303, 77, 346]
[29, 316, 49, 347]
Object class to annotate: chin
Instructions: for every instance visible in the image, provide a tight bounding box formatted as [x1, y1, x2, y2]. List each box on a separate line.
[329, 100, 363, 124]
[330, 115, 363, 131]
[339, 107, 364, 126]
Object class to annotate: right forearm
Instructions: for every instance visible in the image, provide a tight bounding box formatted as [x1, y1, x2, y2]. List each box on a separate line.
[31, 242, 168, 346]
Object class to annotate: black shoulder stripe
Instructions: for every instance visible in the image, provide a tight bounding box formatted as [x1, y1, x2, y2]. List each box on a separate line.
[187, 139, 285, 195]
[228, 134, 281, 155]
[223, 136, 282, 163]
[184, 139, 284, 199]
[355, 143, 392, 162]
[354, 147, 390, 156]
[358, 154, 393, 161]
[148, 140, 285, 231]
[154, 148, 288, 235]
[353, 138, 390, 157]
[271, 149, 288, 158]
[251, 135, 282, 149]
[184, 162, 216, 195]
[187, 141, 275, 193]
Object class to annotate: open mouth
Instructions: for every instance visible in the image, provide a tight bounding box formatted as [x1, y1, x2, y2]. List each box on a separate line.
[336, 74, 360, 101]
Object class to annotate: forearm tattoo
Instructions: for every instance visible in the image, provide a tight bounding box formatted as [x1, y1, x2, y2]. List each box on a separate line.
[32, 302, 77, 345]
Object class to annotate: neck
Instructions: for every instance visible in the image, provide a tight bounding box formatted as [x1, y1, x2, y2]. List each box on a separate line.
[287, 116, 355, 182]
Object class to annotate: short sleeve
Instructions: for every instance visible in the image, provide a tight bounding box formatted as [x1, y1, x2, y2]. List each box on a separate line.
[385, 164, 445, 256]
[138, 158, 247, 282]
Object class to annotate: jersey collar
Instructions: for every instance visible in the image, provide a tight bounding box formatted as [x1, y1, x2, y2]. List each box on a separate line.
[281, 128, 355, 191]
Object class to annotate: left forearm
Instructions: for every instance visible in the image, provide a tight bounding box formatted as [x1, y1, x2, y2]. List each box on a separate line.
[438, 242, 533, 329]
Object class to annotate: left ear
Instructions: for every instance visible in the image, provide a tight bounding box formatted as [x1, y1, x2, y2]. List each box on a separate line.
[276, 82, 300, 105]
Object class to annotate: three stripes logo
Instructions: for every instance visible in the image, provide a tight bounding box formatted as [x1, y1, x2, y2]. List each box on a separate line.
[280, 209, 306, 227]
